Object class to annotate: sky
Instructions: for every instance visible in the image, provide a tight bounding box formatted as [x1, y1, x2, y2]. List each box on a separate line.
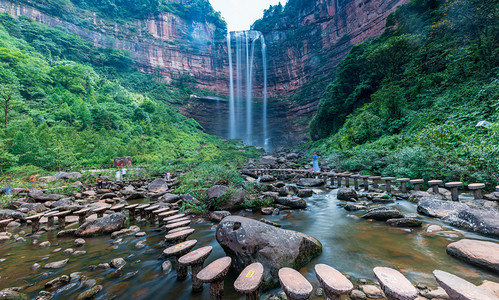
[209, 0, 287, 31]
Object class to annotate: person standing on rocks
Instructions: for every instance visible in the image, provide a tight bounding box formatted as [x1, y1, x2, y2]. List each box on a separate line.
[121, 167, 127, 181]
[97, 174, 103, 189]
[312, 152, 320, 172]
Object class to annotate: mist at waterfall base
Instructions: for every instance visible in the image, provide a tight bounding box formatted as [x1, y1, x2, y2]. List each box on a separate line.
[227, 30, 270, 151]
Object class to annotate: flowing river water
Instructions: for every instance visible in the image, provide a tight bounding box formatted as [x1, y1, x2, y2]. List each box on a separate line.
[0, 188, 498, 299]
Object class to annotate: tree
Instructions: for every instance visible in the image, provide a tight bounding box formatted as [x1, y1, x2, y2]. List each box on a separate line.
[0, 83, 22, 134]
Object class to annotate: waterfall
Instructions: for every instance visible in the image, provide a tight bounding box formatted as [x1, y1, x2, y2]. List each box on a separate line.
[227, 30, 268, 150]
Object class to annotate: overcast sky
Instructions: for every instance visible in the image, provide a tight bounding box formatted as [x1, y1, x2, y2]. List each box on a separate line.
[209, 0, 287, 31]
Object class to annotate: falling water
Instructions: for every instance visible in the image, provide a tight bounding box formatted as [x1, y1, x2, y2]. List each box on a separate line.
[227, 30, 268, 149]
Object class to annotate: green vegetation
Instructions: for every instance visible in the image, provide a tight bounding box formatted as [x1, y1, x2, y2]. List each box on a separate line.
[309, 0, 499, 186]
[0, 13, 259, 176]
[252, 0, 313, 32]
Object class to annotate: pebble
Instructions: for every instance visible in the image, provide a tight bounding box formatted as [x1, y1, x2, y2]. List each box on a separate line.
[135, 232, 146, 237]
[135, 240, 146, 249]
[361, 285, 384, 298]
[111, 238, 122, 245]
[63, 248, 74, 255]
[109, 258, 126, 269]
[162, 261, 172, 274]
[44, 259, 69, 269]
[32, 263, 41, 270]
[426, 225, 443, 233]
[75, 284, 102, 300]
[53, 248, 62, 253]
[73, 250, 86, 256]
[74, 238, 86, 247]
[39, 241, 51, 248]
[350, 289, 367, 300]
[82, 279, 97, 288]
[96, 263, 110, 270]
[36, 291, 54, 300]
[0, 258, 5, 263]
[421, 287, 449, 299]
[315, 287, 324, 297]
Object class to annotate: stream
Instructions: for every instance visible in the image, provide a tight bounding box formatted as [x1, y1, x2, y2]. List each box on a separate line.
[0, 188, 498, 299]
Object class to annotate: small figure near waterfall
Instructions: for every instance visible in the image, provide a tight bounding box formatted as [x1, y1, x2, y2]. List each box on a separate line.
[97, 174, 103, 189]
[312, 152, 320, 172]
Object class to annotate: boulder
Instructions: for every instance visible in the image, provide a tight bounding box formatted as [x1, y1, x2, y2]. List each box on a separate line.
[417, 199, 468, 218]
[260, 175, 275, 182]
[217, 189, 247, 211]
[209, 211, 231, 222]
[445, 208, 499, 237]
[44, 259, 69, 269]
[0, 209, 26, 221]
[148, 178, 169, 193]
[0, 289, 28, 300]
[45, 275, 70, 290]
[29, 190, 66, 202]
[433, 270, 497, 300]
[100, 193, 116, 200]
[125, 191, 146, 200]
[257, 156, 277, 166]
[241, 169, 259, 179]
[275, 197, 307, 209]
[362, 208, 404, 221]
[158, 193, 181, 203]
[297, 178, 325, 187]
[484, 192, 499, 202]
[446, 239, 499, 273]
[109, 258, 126, 269]
[216, 216, 322, 290]
[207, 185, 229, 200]
[75, 213, 126, 237]
[386, 218, 423, 227]
[337, 188, 358, 201]
[18, 203, 46, 213]
[297, 189, 313, 198]
[408, 191, 444, 202]
[54, 172, 82, 180]
[51, 198, 74, 208]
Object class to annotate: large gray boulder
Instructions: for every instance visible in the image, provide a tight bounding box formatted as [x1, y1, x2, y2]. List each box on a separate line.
[337, 188, 358, 201]
[54, 172, 82, 180]
[297, 178, 324, 187]
[0, 209, 26, 221]
[148, 178, 169, 193]
[275, 197, 307, 209]
[362, 208, 404, 221]
[257, 156, 277, 166]
[417, 199, 468, 218]
[75, 213, 126, 237]
[207, 185, 229, 200]
[29, 189, 66, 202]
[445, 208, 499, 237]
[158, 193, 181, 203]
[216, 216, 322, 290]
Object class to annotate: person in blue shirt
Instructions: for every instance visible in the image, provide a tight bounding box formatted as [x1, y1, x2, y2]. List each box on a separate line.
[313, 152, 320, 172]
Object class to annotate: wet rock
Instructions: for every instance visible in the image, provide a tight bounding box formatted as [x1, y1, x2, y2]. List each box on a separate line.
[278, 186, 290, 197]
[297, 189, 313, 198]
[445, 208, 499, 237]
[259, 219, 282, 227]
[362, 208, 404, 221]
[148, 178, 169, 193]
[261, 207, 274, 215]
[44, 259, 69, 269]
[57, 229, 77, 238]
[75, 213, 126, 237]
[35, 290, 53, 300]
[73, 251, 86, 256]
[135, 240, 146, 249]
[109, 258, 126, 269]
[337, 188, 358, 201]
[75, 285, 102, 300]
[209, 211, 231, 222]
[39, 241, 51, 248]
[260, 175, 276, 182]
[350, 289, 367, 300]
[0, 289, 28, 300]
[446, 239, 499, 273]
[361, 285, 384, 298]
[420, 287, 449, 299]
[74, 238, 86, 247]
[241, 169, 259, 179]
[297, 178, 324, 187]
[386, 218, 423, 227]
[426, 224, 443, 233]
[135, 232, 146, 237]
[275, 197, 307, 209]
[110, 225, 140, 238]
[479, 281, 499, 298]
[344, 203, 367, 211]
[32, 263, 41, 270]
[417, 199, 468, 218]
[81, 279, 96, 288]
[45, 275, 70, 290]
[0, 209, 26, 221]
[408, 191, 443, 202]
[162, 261, 172, 274]
[216, 216, 322, 290]
[96, 263, 110, 270]
[63, 249, 74, 255]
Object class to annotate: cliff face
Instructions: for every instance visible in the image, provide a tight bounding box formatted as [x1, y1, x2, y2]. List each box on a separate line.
[0, 0, 230, 94]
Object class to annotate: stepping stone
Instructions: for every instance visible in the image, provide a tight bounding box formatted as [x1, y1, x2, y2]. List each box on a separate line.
[153, 208, 170, 215]
[44, 211, 59, 228]
[445, 182, 463, 201]
[410, 179, 424, 191]
[0, 218, 13, 232]
[381, 177, 396, 193]
[234, 262, 264, 300]
[397, 178, 410, 193]
[54, 211, 72, 229]
[163, 214, 186, 223]
[163, 240, 197, 273]
[165, 220, 191, 231]
[179, 246, 213, 290]
[446, 239, 499, 273]
[197, 256, 232, 300]
[165, 228, 195, 244]
[433, 270, 497, 300]
[110, 204, 126, 213]
[73, 208, 91, 225]
[278, 267, 313, 300]
[125, 204, 139, 224]
[169, 226, 192, 234]
[428, 180, 443, 194]
[468, 183, 486, 200]
[373, 267, 418, 300]
[315, 264, 353, 300]
[167, 217, 189, 224]
[370, 176, 382, 188]
[92, 207, 108, 218]
[158, 210, 179, 218]
[26, 214, 44, 233]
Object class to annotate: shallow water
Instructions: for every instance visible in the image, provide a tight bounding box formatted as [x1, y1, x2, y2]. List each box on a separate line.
[0, 188, 498, 299]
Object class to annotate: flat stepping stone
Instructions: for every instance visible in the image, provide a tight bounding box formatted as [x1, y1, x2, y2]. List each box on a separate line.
[26, 214, 44, 221]
[178, 246, 213, 287]
[165, 220, 191, 231]
[158, 210, 179, 218]
[433, 270, 497, 300]
[373, 267, 418, 300]
[74, 208, 91, 214]
[92, 207, 108, 213]
[0, 218, 13, 231]
[445, 182, 463, 187]
[278, 267, 313, 300]
[167, 217, 189, 224]
[144, 205, 160, 211]
[54, 210, 71, 217]
[153, 208, 169, 214]
[197, 257, 232, 299]
[169, 226, 191, 234]
[163, 239, 198, 258]
[234, 262, 264, 298]
[163, 214, 186, 222]
[110, 204, 125, 211]
[136, 204, 150, 210]
[315, 264, 353, 299]
[446, 239, 499, 273]
[164, 228, 195, 243]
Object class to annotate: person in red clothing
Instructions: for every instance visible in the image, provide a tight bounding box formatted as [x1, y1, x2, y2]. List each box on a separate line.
[97, 174, 103, 189]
